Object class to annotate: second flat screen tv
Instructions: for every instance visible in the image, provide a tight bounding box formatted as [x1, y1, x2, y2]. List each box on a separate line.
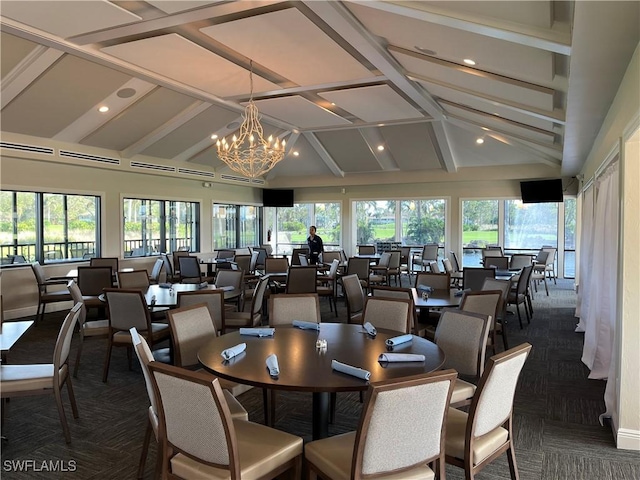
[520, 179, 563, 203]
[262, 189, 294, 207]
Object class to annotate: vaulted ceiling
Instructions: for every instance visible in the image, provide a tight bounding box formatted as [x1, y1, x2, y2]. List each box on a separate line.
[1, 1, 638, 187]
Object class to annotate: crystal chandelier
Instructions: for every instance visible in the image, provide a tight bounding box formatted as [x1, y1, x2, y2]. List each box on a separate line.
[216, 61, 286, 179]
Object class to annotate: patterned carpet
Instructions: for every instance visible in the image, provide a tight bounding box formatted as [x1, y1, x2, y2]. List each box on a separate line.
[1, 277, 639, 479]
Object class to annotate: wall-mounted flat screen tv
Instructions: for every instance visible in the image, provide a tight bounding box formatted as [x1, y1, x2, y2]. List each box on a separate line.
[262, 189, 294, 207]
[520, 179, 563, 203]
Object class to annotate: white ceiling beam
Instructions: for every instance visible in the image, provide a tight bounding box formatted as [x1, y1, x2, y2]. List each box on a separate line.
[358, 128, 399, 171]
[173, 116, 243, 163]
[121, 100, 210, 157]
[431, 121, 457, 173]
[1, 45, 63, 109]
[302, 132, 345, 177]
[301, 0, 445, 121]
[348, 0, 571, 55]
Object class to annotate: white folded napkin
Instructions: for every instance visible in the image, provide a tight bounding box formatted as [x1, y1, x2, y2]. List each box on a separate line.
[378, 353, 426, 363]
[292, 320, 320, 330]
[385, 334, 413, 347]
[331, 359, 371, 380]
[417, 285, 434, 293]
[362, 322, 377, 337]
[455, 288, 471, 297]
[198, 282, 208, 289]
[221, 343, 246, 361]
[219, 285, 235, 291]
[239, 327, 275, 337]
[266, 353, 279, 377]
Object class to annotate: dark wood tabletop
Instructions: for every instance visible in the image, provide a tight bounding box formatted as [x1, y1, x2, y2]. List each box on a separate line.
[145, 283, 240, 307]
[411, 288, 462, 309]
[0, 320, 34, 353]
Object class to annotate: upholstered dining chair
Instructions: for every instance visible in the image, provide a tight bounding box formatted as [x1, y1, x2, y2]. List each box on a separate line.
[148, 362, 303, 479]
[148, 258, 164, 284]
[214, 269, 244, 311]
[415, 271, 451, 291]
[429, 260, 442, 273]
[130, 327, 247, 480]
[434, 308, 491, 408]
[317, 259, 339, 315]
[484, 256, 509, 270]
[342, 274, 365, 324]
[412, 244, 439, 273]
[269, 293, 321, 326]
[172, 250, 190, 277]
[224, 276, 269, 332]
[509, 253, 533, 270]
[291, 247, 309, 266]
[370, 285, 416, 332]
[77, 265, 113, 315]
[179, 256, 211, 284]
[361, 297, 412, 334]
[285, 266, 318, 294]
[345, 257, 371, 292]
[462, 267, 496, 292]
[30, 261, 72, 322]
[534, 247, 557, 284]
[460, 290, 503, 355]
[90, 256, 119, 273]
[368, 251, 392, 286]
[320, 250, 341, 266]
[508, 265, 534, 329]
[481, 278, 512, 351]
[305, 370, 458, 480]
[445, 343, 532, 480]
[530, 250, 550, 296]
[177, 289, 226, 334]
[102, 288, 171, 382]
[357, 244, 376, 255]
[117, 269, 151, 289]
[67, 280, 109, 377]
[1, 303, 82, 443]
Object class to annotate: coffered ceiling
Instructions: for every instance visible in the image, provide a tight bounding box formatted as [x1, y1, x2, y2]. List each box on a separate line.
[1, 1, 638, 186]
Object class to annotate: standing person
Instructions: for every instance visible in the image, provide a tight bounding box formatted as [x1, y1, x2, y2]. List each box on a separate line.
[307, 226, 324, 265]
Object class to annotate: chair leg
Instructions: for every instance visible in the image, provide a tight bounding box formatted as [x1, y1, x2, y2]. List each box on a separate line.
[138, 419, 153, 479]
[73, 335, 84, 378]
[500, 319, 510, 351]
[543, 277, 549, 296]
[65, 376, 79, 419]
[53, 386, 71, 443]
[516, 304, 523, 329]
[329, 392, 336, 423]
[102, 339, 113, 383]
[506, 443, 520, 480]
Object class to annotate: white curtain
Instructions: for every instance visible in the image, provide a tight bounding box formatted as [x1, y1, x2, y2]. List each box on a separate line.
[581, 162, 619, 381]
[575, 185, 594, 330]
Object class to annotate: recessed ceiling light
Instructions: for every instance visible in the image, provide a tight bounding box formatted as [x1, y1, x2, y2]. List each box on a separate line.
[463, 58, 476, 66]
[415, 46, 437, 56]
[98, 106, 109, 113]
[293, 151, 299, 157]
[211, 134, 218, 140]
[481, 127, 490, 131]
[476, 138, 485, 144]
[377, 145, 385, 151]
[330, 102, 336, 106]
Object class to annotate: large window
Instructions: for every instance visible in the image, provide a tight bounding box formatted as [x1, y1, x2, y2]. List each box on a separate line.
[212, 204, 260, 250]
[564, 198, 576, 278]
[264, 202, 341, 255]
[461, 200, 499, 267]
[123, 198, 199, 256]
[0, 190, 100, 264]
[505, 200, 558, 251]
[400, 199, 445, 245]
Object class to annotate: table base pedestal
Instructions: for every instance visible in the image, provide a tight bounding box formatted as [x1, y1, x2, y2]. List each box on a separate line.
[312, 392, 330, 440]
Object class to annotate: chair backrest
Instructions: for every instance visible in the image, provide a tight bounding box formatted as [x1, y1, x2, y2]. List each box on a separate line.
[462, 267, 495, 292]
[376, 252, 392, 268]
[53, 302, 82, 376]
[216, 249, 236, 260]
[442, 257, 453, 274]
[371, 286, 413, 301]
[435, 308, 490, 377]
[484, 256, 509, 270]
[172, 250, 190, 274]
[347, 257, 371, 281]
[250, 276, 270, 316]
[428, 260, 441, 273]
[167, 304, 217, 368]
[150, 258, 164, 283]
[509, 254, 533, 270]
[515, 265, 534, 296]
[90, 257, 119, 272]
[161, 253, 174, 277]
[342, 274, 365, 315]
[482, 247, 503, 259]
[285, 266, 318, 294]
[67, 280, 87, 327]
[215, 270, 244, 290]
[357, 245, 376, 255]
[449, 251, 461, 272]
[148, 362, 239, 476]
[415, 272, 450, 291]
[269, 293, 321, 326]
[248, 250, 259, 273]
[399, 247, 411, 266]
[30, 261, 47, 289]
[291, 248, 309, 266]
[104, 288, 150, 332]
[233, 254, 251, 273]
[387, 250, 401, 270]
[321, 251, 341, 264]
[265, 256, 289, 274]
[179, 256, 202, 281]
[362, 297, 412, 333]
[460, 290, 502, 331]
[254, 247, 268, 269]
[352, 370, 457, 478]
[177, 290, 225, 333]
[118, 270, 150, 290]
[298, 254, 309, 266]
[542, 247, 557, 266]
[326, 258, 340, 279]
[260, 244, 273, 256]
[420, 244, 439, 261]
[469, 343, 532, 438]
[481, 278, 510, 317]
[77, 266, 113, 295]
[131, 327, 159, 418]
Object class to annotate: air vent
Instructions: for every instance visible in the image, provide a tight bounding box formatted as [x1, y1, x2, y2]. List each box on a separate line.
[251, 179, 265, 185]
[130, 161, 175, 173]
[0, 141, 54, 155]
[220, 174, 251, 183]
[59, 150, 120, 165]
[178, 168, 215, 178]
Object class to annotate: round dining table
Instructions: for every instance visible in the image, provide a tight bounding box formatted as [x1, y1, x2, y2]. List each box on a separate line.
[198, 323, 445, 440]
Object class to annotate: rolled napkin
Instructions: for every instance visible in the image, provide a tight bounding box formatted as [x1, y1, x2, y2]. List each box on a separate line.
[362, 322, 377, 337]
[454, 288, 471, 297]
[221, 343, 246, 361]
[239, 327, 275, 337]
[292, 320, 320, 331]
[198, 281, 209, 289]
[332, 359, 371, 380]
[218, 285, 235, 291]
[266, 353, 279, 377]
[378, 353, 426, 363]
[385, 334, 413, 347]
[159, 282, 172, 289]
[417, 284, 434, 293]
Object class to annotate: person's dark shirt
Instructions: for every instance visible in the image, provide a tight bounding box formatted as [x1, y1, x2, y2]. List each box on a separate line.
[307, 234, 324, 257]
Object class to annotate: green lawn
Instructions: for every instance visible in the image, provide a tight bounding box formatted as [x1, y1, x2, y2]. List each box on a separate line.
[462, 230, 498, 244]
